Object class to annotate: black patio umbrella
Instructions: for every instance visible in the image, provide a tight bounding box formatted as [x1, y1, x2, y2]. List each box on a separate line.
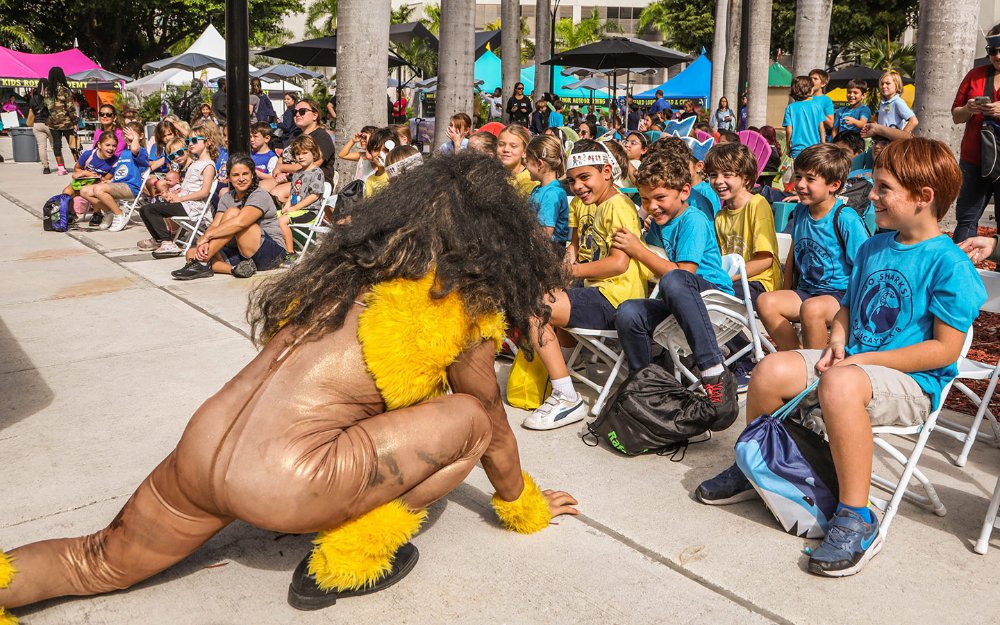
[475, 31, 501, 59]
[143, 52, 226, 73]
[827, 65, 913, 90]
[260, 36, 408, 68]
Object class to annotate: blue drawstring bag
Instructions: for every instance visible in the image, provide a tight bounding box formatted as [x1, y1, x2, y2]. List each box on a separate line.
[735, 381, 840, 538]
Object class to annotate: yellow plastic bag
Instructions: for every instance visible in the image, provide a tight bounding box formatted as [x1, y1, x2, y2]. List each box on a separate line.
[506, 350, 552, 410]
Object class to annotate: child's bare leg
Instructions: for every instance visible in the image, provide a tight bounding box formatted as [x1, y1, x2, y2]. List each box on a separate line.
[756, 290, 804, 351]
[279, 214, 294, 251]
[528, 291, 572, 379]
[744, 351, 809, 424]
[816, 365, 875, 507]
[799, 295, 841, 349]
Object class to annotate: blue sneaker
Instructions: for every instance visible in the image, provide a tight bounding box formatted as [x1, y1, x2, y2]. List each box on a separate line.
[731, 357, 755, 394]
[695, 463, 759, 505]
[808, 508, 883, 577]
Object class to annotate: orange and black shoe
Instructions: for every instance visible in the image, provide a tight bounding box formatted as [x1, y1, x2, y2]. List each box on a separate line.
[702, 369, 738, 431]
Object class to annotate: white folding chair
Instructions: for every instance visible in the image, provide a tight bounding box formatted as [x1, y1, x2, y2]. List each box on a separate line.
[290, 181, 332, 253]
[935, 269, 1000, 466]
[776, 233, 793, 265]
[869, 330, 974, 538]
[119, 169, 153, 224]
[976, 468, 1000, 554]
[651, 254, 767, 389]
[169, 179, 220, 253]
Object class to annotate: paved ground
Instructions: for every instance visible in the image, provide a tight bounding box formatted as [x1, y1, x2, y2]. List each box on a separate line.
[3, 138, 1000, 625]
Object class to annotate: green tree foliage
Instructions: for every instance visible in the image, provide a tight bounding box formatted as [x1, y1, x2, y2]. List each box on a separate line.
[391, 4, 416, 24]
[554, 8, 621, 52]
[637, 0, 715, 54]
[305, 0, 337, 38]
[843, 34, 916, 76]
[6, 0, 303, 77]
[421, 3, 441, 37]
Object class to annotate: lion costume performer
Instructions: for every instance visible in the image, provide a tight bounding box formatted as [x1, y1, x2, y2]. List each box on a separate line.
[0, 153, 577, 622]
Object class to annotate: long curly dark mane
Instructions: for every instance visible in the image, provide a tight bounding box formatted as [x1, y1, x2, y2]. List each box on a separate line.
[248, 152, 569, 349]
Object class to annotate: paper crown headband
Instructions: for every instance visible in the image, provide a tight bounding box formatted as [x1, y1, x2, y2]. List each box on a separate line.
[663, 117, 696, 138]
[566, 142, 622, 181]
[385, 153, 424, 178]
[681, 136, 715, 162]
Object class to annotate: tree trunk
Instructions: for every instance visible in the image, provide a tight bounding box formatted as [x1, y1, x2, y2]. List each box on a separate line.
[534, 0, 552, 98]
[791, 0, 832, 77]
[434, 0, 476, 149]
[335, 0, 390, 189]
[711, 0, 727, 105]
[722, 0, 742, 108]
[501, 0, 521, 123]
[913, 0, 981, 156]
[746, 0, 772, 127]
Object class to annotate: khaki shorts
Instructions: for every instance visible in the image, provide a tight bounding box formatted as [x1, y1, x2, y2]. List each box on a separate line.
[104, 182, 136, 200]
[795, 349, 932, 428]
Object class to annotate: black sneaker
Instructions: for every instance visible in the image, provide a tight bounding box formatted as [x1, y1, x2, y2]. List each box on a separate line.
[702, 369, 739, 431]
[287, 543, 419, 611]
[88, 212, 103, 227]
[695, 463, 759, 505]
[231, 258, 257, 278]
[43, 167, 51, 174]
[172, 260, 213, 281]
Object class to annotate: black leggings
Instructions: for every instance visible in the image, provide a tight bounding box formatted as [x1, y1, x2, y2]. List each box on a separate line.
[140, 202, 188, 242]
[49, 128, 74, 161]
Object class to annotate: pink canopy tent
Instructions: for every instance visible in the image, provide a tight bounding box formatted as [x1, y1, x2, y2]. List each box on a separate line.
[0, 46, 101, 86]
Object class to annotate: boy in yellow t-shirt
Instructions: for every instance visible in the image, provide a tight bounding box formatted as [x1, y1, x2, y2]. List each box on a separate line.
[523, 140, 647, 431]
[363, 128, 394, 198]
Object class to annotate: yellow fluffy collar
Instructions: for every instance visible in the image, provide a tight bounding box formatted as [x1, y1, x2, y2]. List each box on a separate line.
[357, 273, 506, 410]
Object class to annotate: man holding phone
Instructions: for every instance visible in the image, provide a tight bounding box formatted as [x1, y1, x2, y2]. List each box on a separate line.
[952, 26, 1000, 243]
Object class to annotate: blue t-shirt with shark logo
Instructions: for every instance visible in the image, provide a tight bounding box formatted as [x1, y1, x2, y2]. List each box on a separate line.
[792, 199, 868, 294]
[842, 233, 986, 409]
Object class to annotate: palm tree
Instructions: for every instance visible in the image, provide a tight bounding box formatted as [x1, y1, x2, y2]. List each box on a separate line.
[394, 38, 438, 77]
[534, 0, 552, 96]
[305, 0, 337, 38]
[843, 34, 916, 77]
[791, 0, 832, 76]
[501, 0, 521, 122]
[913, 0, 981, 153]
[391, 4, 416, 24]
[554, 9, 622, 52]
[434, 0, 475, 148]
[422, 3, 442, 37]
[710, 0, 727, 106]
[723, 0, 741, 108]
[746, 0, 772, 127]
[0, 23, 38, 51]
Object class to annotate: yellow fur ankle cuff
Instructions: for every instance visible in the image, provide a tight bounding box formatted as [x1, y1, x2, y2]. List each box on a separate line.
[0, 550, 17, 625]
[0, 608, 17, 625]
[492, 472, 552, 534]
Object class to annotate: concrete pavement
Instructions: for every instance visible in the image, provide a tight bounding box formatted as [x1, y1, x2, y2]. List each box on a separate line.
[2, 139, 1000, 625]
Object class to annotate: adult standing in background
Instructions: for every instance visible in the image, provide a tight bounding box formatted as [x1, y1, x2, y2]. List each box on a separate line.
[43, 66, 78, 176]
[251, 78, 277, 124]
[649, 89, 671, 120]
[212, 78, 228, 126]
[506, 82, 531, 125]
[29, 79, 55, 174]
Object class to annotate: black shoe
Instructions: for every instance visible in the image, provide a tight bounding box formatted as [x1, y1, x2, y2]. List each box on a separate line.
[231, 258, 257, 278]
[43, 167, 51, 174]
[287, 543, 419, 611]
[88, 212, 103, 227]
[171, 260, 213, 281]
[702, 369, 739, 431]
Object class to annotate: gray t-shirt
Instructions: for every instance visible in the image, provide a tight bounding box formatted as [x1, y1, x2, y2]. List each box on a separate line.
[217, 186, 286, 251]
[290, 168, 326, 208]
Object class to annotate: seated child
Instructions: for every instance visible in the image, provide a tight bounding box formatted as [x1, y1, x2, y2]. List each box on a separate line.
[384, 145, 424, 180]
[278, 135, 327, 266]
[832, 80, 872, 138]
[440, 113, 472, 154]
[364, 127, 395, 198]
[612, 149, 739, 422]
[832, 131, 865, 163]
[155, 169, 183, 199]
[80, 121, 150, 232]
[756, 144, 869, 351]
[64, 133, 118, 227]
[523, 140, 647, 431]
[467, 131, 498, 157]
[697, 137, 985, 577]
[250, 122, 279, 180]
[623, 130, 649, 185]
[337, 125, 378, 181]
[665, 136, 721, 219]
[525, 135, 570, 254]
[498, 124, 538, 198]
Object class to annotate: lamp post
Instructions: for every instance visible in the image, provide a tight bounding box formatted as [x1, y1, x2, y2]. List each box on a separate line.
[225, 0, 250, 152]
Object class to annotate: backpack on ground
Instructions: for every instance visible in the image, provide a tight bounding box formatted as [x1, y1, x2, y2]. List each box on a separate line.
[584, 363, 719, 457]
[332, 178, 366, 219]
[42, 194, 75, 232]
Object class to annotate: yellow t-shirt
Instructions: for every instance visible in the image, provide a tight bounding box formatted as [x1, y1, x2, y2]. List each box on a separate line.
[513, 168, 539, 198]
[714, 194, 783, 291]
[569, 196, 599, 262]
[578, 193, 648, 308]
[364, 171, 390, 198]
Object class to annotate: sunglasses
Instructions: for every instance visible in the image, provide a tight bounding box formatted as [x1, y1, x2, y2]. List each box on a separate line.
[988, 47, 1000, 56]
[167, 148, 187, 160]
[185, 136, 205, 145]
[293, 107, 315, 116]
[99, 111, 114, 118]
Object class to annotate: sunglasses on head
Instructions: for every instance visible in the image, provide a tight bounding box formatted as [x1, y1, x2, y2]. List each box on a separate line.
[185, 136, 205, 145]
[989, 47, 1000, 56]
[293, 107, 315, 116]
[167, 148, 187, 160]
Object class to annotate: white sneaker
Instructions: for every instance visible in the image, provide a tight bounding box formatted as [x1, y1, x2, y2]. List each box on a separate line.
[109, 213, 129, 232]
[99, 212, 114, 230]
[522, 391, 587, 430]
[151, 240, 182, 259]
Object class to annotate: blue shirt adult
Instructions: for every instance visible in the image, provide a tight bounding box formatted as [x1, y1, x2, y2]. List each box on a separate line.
[833, 104, 872, 134]
[548, 110, 564, 129]
[529, 179, 570, 243]
[877, 95, 915, 131]
[644, 204, 733, 295]
[689, 180, 721, 220]
[791, 199, 869, 294]
[783, 99, 826, 157]
[77, 149, 116, 177]
[842, 233, 986, 409]
[650, 97, 671, 116]
[111, 147, 150, 196]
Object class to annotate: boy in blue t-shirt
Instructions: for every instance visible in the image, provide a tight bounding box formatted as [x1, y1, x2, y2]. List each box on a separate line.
[783, 76, 826, 158]
[614, 149, 739, 424]
[250, 122, 278, 180]
[697, 137, 986, 577]
[832, 79, 872, 138]
[808, 69, 835, 139]
[757, 144, 869, 351]
[548, 101, 565, 129]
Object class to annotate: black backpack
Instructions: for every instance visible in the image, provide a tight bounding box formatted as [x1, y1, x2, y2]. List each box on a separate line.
[833, 175, 874, 248]
[332, 178, 366, 219]
[584, 364, 721, 457]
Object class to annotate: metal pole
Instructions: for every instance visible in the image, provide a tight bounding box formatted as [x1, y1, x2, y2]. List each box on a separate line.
[226, 0, 250, 152]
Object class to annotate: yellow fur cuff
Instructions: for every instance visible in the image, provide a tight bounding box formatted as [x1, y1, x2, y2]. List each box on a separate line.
[0, 608, 17, 625]
[308, 500, 426, 591]
[492, 472, 552, 534]
[0, 550, 17, 625]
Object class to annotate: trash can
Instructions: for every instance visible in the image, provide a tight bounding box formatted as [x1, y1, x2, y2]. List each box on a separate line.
[10, 127, 39, 163]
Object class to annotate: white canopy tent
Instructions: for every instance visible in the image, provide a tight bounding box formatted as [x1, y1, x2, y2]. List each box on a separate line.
[127, 25, 304, 100]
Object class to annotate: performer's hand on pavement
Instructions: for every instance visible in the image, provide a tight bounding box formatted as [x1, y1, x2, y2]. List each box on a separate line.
[543, 489, 579, 519]
[958, 236, 997, 263]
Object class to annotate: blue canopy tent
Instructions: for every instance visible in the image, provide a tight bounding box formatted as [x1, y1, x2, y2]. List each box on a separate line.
[472, 51, 609, 105]
[634, 51, 711, 107]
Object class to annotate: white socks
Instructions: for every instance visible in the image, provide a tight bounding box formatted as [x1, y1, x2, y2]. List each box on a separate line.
[551, 376, 579, 402]
[702, 364, 725, 378]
